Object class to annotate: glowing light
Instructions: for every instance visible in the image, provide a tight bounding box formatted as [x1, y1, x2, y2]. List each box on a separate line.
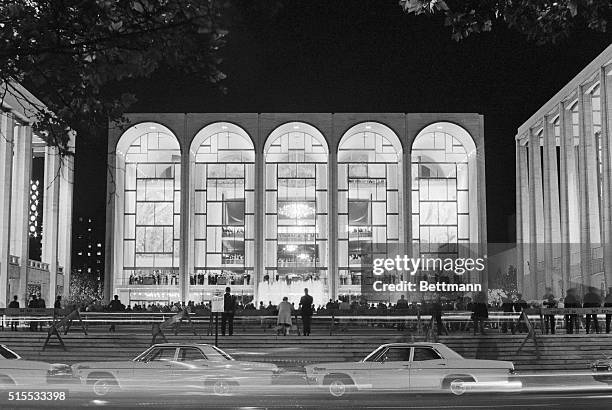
[278, 202, 315, 219]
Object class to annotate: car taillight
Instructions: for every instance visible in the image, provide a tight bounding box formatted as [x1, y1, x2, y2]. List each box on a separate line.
[508, 368, 516, 375]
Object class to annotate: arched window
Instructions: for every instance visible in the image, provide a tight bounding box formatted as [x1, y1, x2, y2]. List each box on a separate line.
[411, 122, 476, 266]
[191, 123, 255, 299]
[337, 123, 403, 294]
[261, 122, 328, 305]
[117, 122, 181, 301]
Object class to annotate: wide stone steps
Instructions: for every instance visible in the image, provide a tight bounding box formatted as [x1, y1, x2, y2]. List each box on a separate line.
[1, 332, 611, 372]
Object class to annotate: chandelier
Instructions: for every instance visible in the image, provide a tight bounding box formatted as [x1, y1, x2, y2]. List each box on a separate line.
[278, 202, 315, 219]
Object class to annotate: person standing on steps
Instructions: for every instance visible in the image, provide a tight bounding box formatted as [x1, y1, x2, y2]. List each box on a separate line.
[222, 287, 237, 336]
[8, 295, 19, 331]
[277, 297, 293, 336]
[604, 288, 612, 333]
[299, 288, 314, 336]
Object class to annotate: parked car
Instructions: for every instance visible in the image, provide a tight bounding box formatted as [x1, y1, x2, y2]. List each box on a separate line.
[590, 356, 612, 383]
[72, 343, 279, 396]
[0, 344, 74, 387]
[304, 342, 518, 397]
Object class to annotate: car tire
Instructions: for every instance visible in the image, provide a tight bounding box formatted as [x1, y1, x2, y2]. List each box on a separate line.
[0, 375, 16, 389]
[443, 376, 474, 396]
[325, 375, 354, 398]
[90, 376, 118, 396]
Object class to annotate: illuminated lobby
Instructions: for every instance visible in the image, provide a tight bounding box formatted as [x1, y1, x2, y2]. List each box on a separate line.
[105, 113, 487, 306]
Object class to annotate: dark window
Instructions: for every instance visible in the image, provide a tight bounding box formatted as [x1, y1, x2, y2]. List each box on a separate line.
[0, 346, 18, 359]
[148, 348, 176, 361]
[178, 348, 207, 361]
[381, 347, 411, 362]
[412, 348, 441, 361]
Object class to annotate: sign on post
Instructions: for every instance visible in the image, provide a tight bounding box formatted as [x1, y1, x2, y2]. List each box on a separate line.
[211, 297, 224, 313]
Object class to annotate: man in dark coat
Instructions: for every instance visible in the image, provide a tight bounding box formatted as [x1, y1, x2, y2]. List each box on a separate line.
[564, 288, 580, 334]
[471, 292, 488, 335]
[514, 294, 528, 333]
[501, 296, 515, 334]
[222, 287, 237, 336]
[542, 287, 557, 334]
[583, 287, 602, 334]
[299, 288, 314, 336]
[8, 295, 19, 331]
[604, 288, 612, 333]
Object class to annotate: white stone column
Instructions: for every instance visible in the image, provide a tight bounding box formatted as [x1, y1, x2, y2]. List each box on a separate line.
[179, 142, 190, 303]
[543, 115, 562, 295]
[41, 146, 61, 306]
[528, 128, 545, 298]
[515, 140, 524, 294]
[12, 125, 33, 306]
[254, 121, 264, 303]
[57, 152, 74, 299]
[577, 87, 598, 288]
[518, 142, 530, 296]
[558, 102, 572, 293]
[328, 140, 338, 300]
[0, 111, 15, 307]
[601, 67, 612, 290]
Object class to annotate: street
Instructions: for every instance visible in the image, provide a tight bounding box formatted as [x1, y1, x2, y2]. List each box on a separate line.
[3, 388, 612, 409]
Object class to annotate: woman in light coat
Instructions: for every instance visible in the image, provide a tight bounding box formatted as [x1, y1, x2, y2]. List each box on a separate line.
[277, 297, 293, 336]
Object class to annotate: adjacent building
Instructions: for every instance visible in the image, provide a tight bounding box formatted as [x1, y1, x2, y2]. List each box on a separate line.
[73, 216, 104, 281]
[105, 113, 487, 306]
[0, 81, 74, 307]
[516, 44, 612, 299]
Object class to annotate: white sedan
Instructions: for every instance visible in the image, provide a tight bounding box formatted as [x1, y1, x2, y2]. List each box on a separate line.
[72, 343, 279, 396]
[304, 342, 519, 397]
[0, 344, 74, 388]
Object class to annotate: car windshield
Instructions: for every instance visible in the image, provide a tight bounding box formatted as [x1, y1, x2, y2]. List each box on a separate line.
[0, 345, 19, 360]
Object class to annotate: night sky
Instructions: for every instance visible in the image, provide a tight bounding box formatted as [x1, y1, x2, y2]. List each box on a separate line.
[72, 0, 612, 247]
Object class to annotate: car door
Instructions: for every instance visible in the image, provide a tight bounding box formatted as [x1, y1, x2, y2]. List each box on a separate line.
[368, 346, 411, 390]
[130, 347, 178, 389]
[174, 347, 212, 386]
[408, 347, 447, 391]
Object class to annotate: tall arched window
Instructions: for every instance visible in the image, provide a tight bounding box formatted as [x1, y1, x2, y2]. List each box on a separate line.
[337, 123, 403, 296]
[191, 123, 255, 301]
[262, 122, 328, 305]
[118, 123, 181, 303]
[411, 122, 476, 269]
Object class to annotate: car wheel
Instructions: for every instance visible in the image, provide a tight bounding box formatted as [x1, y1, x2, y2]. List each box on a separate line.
[0, 375, 16, 389]
[91, 376, 117, 396]
[326, 375, 354, 398]
[212, 379, 233, 396]
[444, 376, 474, 396]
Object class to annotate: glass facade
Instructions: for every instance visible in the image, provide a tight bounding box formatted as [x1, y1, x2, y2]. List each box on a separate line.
[192, 128, 255, 296]
[261, 124, 329, 304]
[411, 130, 471, 276]
[337, 128, 402, 291]
[110, 116, 484, 305]
[122, 131, 181, 290]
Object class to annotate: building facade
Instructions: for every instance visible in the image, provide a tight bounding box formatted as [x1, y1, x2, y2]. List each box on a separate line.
[106, 113, 487, 306]
[73, 216, 104, 281]
[0, 81, 74, 307]
[516, 44, 612, 299]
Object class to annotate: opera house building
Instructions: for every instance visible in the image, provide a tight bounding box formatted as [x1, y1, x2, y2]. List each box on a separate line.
[105, 113, 487, 306]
